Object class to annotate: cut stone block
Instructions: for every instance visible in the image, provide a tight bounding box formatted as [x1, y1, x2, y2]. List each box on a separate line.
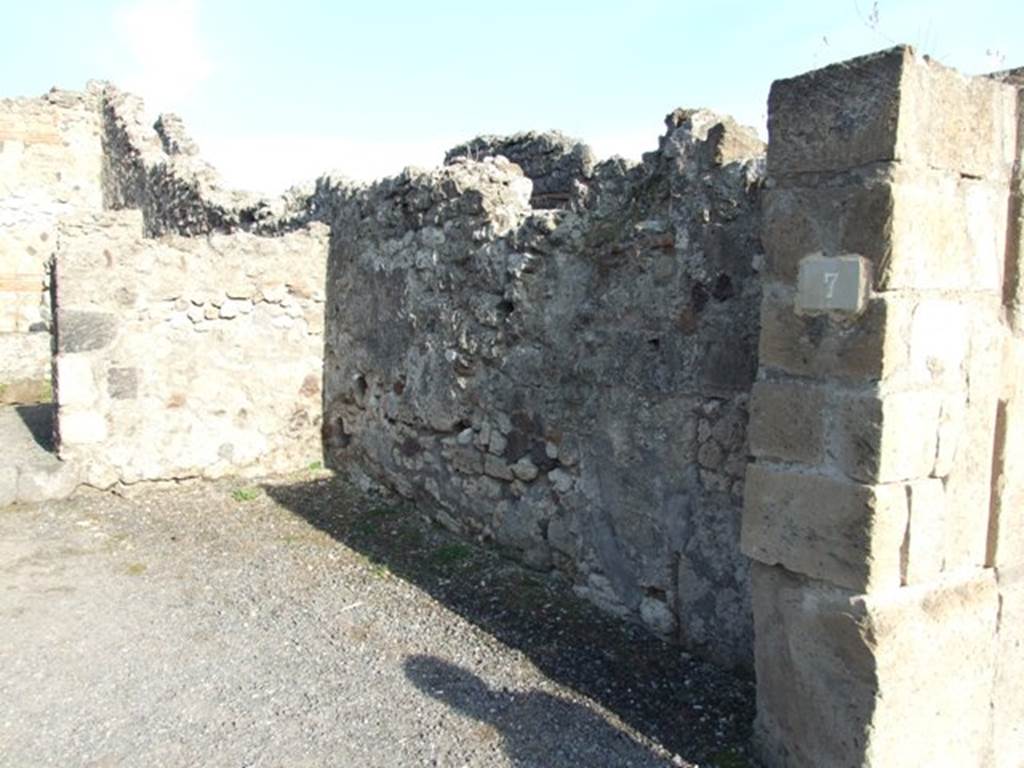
[768, 45, 1016, 179]
[941, 328, 1003, 570]
[758, 288, 904, 382]
[886, 173, 1007, 292]
[765, 170, 1007, 293]
[898, 51, 1018, 181]
[57, 409, 107, 445]
[55, 309, 117, 353]
[768, 47, 907, 175]
[748, 380, 825, 464]
[907, 299, 969, 388]
[54, 354, 97, 407]
[752, 563, 1000, 768]
[830, 391, 942, 483]
[762, 179, 892, 283]
[741, 464, 907, 592]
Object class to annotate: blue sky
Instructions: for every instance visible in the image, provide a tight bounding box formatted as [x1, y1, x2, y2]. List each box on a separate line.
[2, 1, 1020, 191]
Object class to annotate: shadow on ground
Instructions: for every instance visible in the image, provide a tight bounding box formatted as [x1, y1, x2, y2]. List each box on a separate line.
[265, 476, 756, 767]
[407, 654, 674, 767]
[15, 403, 55, 452]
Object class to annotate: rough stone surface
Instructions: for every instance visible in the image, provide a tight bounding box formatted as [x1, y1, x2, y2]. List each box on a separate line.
[0, 405, 80, 504]
[445, 131, 596, 210]
[830, 391, 942, 484]
[751, 564, 1000, 768]
[56, 309, 118, 353]
[53, 210, 328, 487]
[757, 286, 897, 382]
[747, 380, 824, 464]
[748, 45, 1024, 768]
[741, 466, 908, 592]
[768, 46, 1017, 179]
[325, 111, 765, 668]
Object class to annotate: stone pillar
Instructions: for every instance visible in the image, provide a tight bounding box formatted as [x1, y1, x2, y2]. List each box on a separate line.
[742, 47, 1021, 767]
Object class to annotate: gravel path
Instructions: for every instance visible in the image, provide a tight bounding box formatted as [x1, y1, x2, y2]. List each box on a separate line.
[0, 472, 756, 767]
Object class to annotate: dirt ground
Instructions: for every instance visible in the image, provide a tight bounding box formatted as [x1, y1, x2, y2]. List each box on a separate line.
[0, 471, 756, 767]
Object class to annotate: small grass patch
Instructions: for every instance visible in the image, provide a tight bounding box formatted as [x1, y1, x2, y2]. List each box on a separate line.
[365, 502, 401, 518]
[707, 749, 752, 768]
[431, 542, 473, 568]
[125, 562, 147, 576]
[231, 487, 262, 503]
[368, 562, 391, 579]
[307, 460, 323, 471]
[353, 518, 379, 537]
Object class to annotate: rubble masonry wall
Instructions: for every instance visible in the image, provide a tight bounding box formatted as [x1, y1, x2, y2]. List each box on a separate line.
[323, 111, 765, 669]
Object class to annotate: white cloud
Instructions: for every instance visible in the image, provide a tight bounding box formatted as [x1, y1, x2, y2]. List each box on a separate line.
[199, 129, 671, 196]
[588, 129, 661, 163]
[197, 133, 458, 194]
[112, 0, 211, 109]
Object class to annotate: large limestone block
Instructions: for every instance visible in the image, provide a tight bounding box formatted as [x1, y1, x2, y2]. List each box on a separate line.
[831, 391, 942, 483]
[768, 46, 1016, 180]
[752, 564, 1000, 768]
[764, 169, 1008, 293]
[742, 465, 907, 591]
[758, 287, 904, 383]
[53, 354, 98, 407]
[748, 380, 825, 464]
[761, 171, 893, 284]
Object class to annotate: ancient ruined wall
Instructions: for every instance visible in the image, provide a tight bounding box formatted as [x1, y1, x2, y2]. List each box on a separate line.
[53, 209, 327, 487]
[742, 47, 1023, 768]
[17, 83, 334, 490]
[0, 87, 104, 401]
[445, 132, 596, 209]
[98, 86, 305, 237]
[324, 111, 764, 668]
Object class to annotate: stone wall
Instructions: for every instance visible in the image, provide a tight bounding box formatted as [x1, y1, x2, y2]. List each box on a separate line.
[53, 209, 327, 487]
[0, 82, 336, 490]
[323, 110, 765, 669]
[98, 85, 305, 237]
[7, 48, 1023, 766]
[0, 87, 104, 401]
[742, 46, 1024, 767]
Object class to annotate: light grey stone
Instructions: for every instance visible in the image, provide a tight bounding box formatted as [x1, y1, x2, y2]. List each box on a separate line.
[0, 466, 17, 507]
[16, 461, 79, 503]
[510, 457, 539, 483]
